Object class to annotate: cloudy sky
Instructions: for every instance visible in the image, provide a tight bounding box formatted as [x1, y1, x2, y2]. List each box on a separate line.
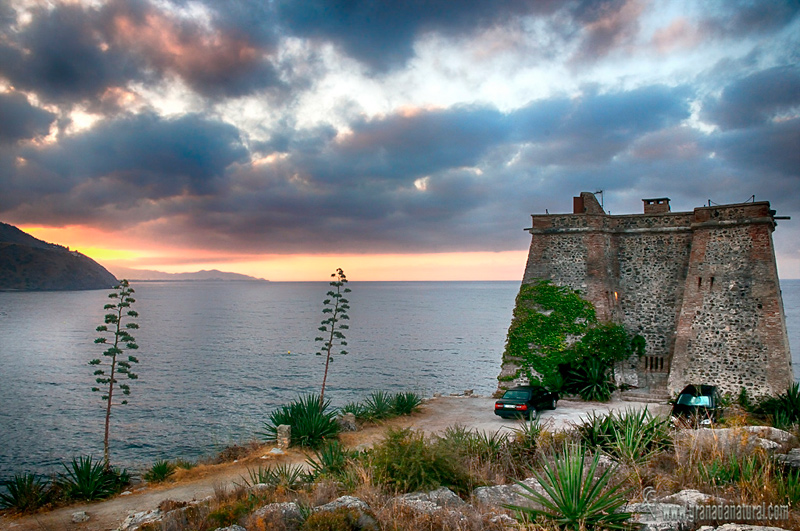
[1, 0, 798, 280]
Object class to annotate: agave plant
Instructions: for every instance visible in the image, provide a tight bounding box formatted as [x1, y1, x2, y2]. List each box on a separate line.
[391, 392, 423, 416]
[144, 460, 176, 483]
[261, 394, 340, 449]
[362, 390, 394, 420]
[245, 463, 306, 490]
[504, 444, 635, 530]
[306, 440, 352, 480]
[0, 473, 49, 512]
[60, 456, 117, 501]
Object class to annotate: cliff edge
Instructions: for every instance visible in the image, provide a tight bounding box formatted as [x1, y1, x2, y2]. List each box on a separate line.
[0, 222, 118, 291]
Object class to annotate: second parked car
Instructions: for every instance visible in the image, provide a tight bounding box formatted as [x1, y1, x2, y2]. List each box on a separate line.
[494, 385, 558, 419]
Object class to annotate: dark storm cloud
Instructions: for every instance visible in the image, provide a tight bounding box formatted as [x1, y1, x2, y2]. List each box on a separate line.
[100, 0, 285, 99]
[702, 66, 800, 130]
[274, 0, 558, 71]
[709, 118, 800, 177]
[510, 85, 692, 164]
[0, 92, 56, 143]
[702, 0, 800, 38]
[21, 112, 247, 199]
[0, 0, 284, 105]
[0, 3, 141, 103]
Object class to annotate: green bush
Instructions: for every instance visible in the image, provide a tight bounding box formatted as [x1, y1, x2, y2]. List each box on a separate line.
[0, 473, 49, 512]
[59, 456, 127, 501]
[505, 444, 634, 530]
[566, 357, 616, 402]
[261, 394, 340, 449]
[577, 408, 672, 464]
[245, 463, 306, 490]
[390, 392, 422, 416]
[307, 440, 352, 480]
[144, 460, 176, 483]
[369, 427, 473, 494]
[755, 383, 800, 428]
[339, 401, 366, 418]
[362, 391, 394, 420]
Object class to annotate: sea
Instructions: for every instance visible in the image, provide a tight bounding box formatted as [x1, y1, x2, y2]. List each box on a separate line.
[1, 279, 799, 482]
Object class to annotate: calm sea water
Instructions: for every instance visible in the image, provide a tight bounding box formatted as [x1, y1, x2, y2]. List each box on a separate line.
[1, 279, 798, 482]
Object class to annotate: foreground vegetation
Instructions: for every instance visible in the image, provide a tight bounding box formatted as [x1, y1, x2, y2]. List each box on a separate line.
[3, 387, 800, 530]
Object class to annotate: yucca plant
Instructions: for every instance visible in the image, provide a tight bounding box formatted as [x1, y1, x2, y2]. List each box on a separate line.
[0, 473, 49, 512]
[60, 456, 118, 501]
[144, 460, 176, 483]
[307, 440, 352, 480]
[261, 394, 340, 449]
[362, 390, 394, 420]
[505, 444, 635, 530]
[391, 392, 423, 416]
[245, 464, 305, 490]
[339, 401, 367, 419]
[756, 382, 800, 427]
[578, 408, 672, 464]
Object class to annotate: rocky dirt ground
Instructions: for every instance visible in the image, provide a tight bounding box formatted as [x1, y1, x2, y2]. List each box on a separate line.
[0, 396, 665, 531]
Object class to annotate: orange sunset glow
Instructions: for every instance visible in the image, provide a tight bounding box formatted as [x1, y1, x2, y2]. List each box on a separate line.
[21, 225, 529, 281]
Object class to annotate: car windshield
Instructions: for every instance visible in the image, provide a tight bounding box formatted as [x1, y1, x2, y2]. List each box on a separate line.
[503, 390, 530, 400]
[677, 394, 711, 407]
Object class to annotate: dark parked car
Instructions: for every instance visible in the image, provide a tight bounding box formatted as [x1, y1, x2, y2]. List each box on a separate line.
[494, 385, 558, 419]
[671, 384, 722, 426]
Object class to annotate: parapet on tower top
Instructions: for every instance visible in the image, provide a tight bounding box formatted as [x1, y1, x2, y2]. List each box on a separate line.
[642, 197, 671, 214]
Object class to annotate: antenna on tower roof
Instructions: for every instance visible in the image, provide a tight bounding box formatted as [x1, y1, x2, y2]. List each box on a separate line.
[594, 190, 604, 211]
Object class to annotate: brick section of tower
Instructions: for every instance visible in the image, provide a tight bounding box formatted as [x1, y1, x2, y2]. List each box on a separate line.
[502, 193, 793, 397]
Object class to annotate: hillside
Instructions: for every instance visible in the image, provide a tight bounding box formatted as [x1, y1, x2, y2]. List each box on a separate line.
[109, 266, 267, 282]
[0, 222, 119, 291]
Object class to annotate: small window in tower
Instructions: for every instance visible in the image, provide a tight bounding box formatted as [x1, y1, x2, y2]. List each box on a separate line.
[710, 277, 715, 289]
[698, 277, 702, 289]
[614, 291, 619, 302]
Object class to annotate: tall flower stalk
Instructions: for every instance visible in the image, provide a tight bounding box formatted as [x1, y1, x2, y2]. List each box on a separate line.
[90, 279, 140, 469]
[315, 268, 351, 403]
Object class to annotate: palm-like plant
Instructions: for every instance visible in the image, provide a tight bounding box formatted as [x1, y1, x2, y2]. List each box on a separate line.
[0, 473, 49, 512]
[504, 444, 635, 531]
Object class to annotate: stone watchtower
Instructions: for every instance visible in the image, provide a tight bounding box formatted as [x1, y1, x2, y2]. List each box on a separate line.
[501, 192, 793, 397]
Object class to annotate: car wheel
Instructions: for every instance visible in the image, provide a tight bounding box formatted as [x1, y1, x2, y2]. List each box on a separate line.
[550, 398, 557, 410]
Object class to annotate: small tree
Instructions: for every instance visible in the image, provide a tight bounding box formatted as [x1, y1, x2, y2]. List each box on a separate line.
[315, 268, 351, 403]
[89, 279, 139, 469]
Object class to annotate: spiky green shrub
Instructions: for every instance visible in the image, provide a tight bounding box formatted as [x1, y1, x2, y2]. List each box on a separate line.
[577, 408, 672, 464]
[567, 357, 616, 402]
[60, 456, 125, 500]
[339, 401, 366, 418]
[261, 394, 340, 449]
[391, 392, 423, 416]
[245, 464, 306, 490]
[756, 383, 800, 428]
[362, 391, 394, 421]
[307, 440, 352, 480]
[369, 428, 473, 494]
[505, 444, 634, 530]
[144, 460, 176, 483]
[0, 473, 49, 512]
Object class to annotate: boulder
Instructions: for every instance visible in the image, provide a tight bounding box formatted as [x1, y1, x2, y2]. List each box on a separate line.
[400, 487, 465, 508]
[213, 526, 247, 531]
[775, 448, 800, 469]
[71, 511, 90, 523]
[117, 509, 162, 531]
[741, 426, 798, 447]
[337, 413, 358, 432]
[714, 525, 792, 531]
[472, 477, 544, 509]
[313, 496, 378, 531]
[658, 489, 724, 507]
[249, 502, 303, 531]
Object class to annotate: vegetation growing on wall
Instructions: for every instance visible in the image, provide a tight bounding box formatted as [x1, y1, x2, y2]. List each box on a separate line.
[500, 280, 644, 400]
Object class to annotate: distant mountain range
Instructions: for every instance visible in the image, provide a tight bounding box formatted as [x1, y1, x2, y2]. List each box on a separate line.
[0, 222, 118, 291]
[0, 222, 267, 290]
[109, 267, 267, 282]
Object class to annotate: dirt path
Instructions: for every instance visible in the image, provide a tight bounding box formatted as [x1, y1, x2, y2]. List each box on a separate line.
[0, 396, 666, 531]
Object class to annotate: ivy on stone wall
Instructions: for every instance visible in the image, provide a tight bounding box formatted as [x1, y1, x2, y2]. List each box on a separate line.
[501, 280, 596, 389]
[500, 279, 645, 398]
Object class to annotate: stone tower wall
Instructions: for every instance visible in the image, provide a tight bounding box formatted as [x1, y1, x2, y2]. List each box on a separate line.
[668, 203, 793, 396]
[501, 194, 793, 398]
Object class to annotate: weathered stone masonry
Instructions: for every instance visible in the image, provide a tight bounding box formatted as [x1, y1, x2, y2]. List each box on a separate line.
[502, 192, 793, 397]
